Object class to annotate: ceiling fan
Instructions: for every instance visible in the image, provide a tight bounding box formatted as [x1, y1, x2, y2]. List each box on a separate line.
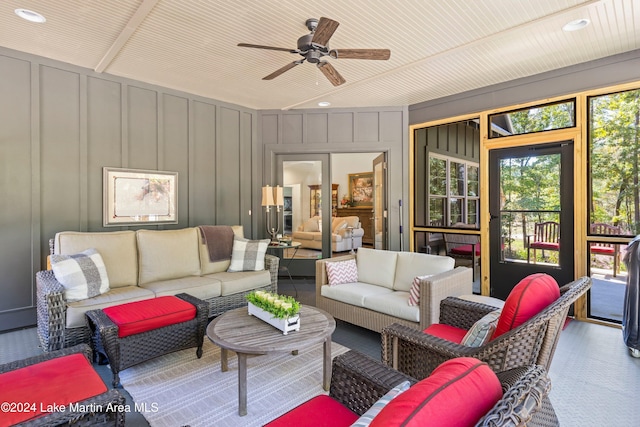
[238, 17, 391, 86]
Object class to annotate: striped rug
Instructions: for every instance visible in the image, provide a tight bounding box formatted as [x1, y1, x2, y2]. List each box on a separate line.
[119, 338, 350, 427]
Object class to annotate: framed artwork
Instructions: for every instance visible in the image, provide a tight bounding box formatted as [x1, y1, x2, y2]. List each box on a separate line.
[349, 172, 374, 207]
[103, 167, 178, 226]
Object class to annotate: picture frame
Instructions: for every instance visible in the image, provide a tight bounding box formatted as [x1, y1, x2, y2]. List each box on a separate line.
[348, 172, 374, 207]
[103, 167, 178, 226]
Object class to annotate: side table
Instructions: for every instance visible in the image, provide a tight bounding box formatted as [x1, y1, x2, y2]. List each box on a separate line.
[267, 241, 301, 281]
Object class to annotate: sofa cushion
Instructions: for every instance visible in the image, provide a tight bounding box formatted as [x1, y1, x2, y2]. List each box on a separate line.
[264, 395, 358, 427]
[102, 296, 195, 338]
[209, 270, 271, 296]
[0, 353, 108, 426]
[198, 225, 244, 274]
[302, 217, 320, 232]
[55, 230, 137, 288]
[139, 276, 222, 300]
[332, 218, 348, 233]
[493, 273, 560, 339]
[66, 286, 155, 328]
[50, 248, 110, 302]
[228, 237, 269, 272]
[461, 310, 501, 347]
[326, 259, 358, 286]
[364, 292, 420, 323]
[291, 231, 316, 241]
[393, 252, 455, 292]
[321, 282, 393, 307]
[352, 381, 411, 427]
[369, 358, 502, 427]
[357, 247, 398, 289]
[137, 228, 201, 285]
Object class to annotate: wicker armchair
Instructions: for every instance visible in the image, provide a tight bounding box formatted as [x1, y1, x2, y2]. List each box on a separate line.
[292, 350, 558, 426]
[0, 344, 126, 426]
[381, 276, 591, 379]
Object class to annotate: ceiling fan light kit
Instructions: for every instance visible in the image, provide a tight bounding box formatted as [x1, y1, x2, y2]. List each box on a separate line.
[238, 17, 390, 86]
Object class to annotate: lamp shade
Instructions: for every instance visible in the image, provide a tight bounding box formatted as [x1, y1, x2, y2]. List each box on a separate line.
[261, 185, 275, 206]
[274, 185, 284, 206]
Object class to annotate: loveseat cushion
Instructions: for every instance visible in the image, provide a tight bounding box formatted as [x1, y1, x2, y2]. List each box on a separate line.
[55, 230, 137, 288]
[393, 252, 455, 292]
[423, 323, 468, 344]
[492, 273, 560, 339]
[66, 286, 155, 328]
[357, 247, 398, 289]
[0, 353, 107, 426]
[369, 358, 502, 426]
[139, 276, 222, 300]
[364, 292, 420, 323]
[102, 296, 196, 338]
[264, 395, 358, 427]
[321, 282, 393, 307]
[137, 228, 201, 285]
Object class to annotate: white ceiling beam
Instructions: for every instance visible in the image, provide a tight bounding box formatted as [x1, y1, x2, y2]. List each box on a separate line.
[94, 0, 160, 73]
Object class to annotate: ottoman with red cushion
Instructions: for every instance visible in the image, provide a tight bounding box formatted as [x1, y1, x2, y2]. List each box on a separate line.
[85, 293, 208, 387]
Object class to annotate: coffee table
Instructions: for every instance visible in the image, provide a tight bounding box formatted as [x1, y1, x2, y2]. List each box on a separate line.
[206, 305, 335, 416]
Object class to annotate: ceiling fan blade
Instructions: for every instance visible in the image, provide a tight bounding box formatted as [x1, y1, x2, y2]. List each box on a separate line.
[330, 49, 391, 60]
[263, 61, 302, 80]
[317, 61, 346, 86]
[312, 17, 340, 46]
[238, 43, 297, 53]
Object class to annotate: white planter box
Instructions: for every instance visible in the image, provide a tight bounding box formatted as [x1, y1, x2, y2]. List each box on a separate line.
[248, 302, 300, 335]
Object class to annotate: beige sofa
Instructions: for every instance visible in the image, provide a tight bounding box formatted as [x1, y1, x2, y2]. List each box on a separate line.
[292, 216, 365, 252]
[315, 247, 472, 333]
[36, 226, 278, 352]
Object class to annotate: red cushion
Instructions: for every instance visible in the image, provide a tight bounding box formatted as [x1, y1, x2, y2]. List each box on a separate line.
[370, 357, 502, 427]
[264, 395, 358, 427]
[450, 244, 480, 256]
[423, 324, 468, 344]
[492, 273, 560, 339]
[0, 353, 107, 427]
[103, 296, 196, 338]
[590, 245, 615, 255]
[529, 242, 559, 250]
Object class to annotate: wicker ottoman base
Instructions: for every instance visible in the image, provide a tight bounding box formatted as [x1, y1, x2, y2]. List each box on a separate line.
[86, 293, 208, 387]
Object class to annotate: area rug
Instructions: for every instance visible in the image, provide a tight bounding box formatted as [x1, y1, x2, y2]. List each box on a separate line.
[119, 339, 350, 427]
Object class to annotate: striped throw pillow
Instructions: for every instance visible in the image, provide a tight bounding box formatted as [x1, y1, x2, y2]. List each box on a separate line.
[351, 381, 411, 426]
[408, 275, 432, 306]
[326, 259, 358, 286]
[50, 248, 110, 301]
[461, 310, 502, 347]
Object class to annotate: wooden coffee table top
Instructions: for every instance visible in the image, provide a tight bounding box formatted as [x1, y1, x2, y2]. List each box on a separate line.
[206, 305, 335, 355]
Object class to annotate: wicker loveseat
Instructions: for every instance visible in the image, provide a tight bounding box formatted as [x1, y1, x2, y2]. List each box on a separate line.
[266, 350, 559, 427]
[36, 226, 278, 352]
[315, 247, 473, 333]
[381, 276, 592, 380]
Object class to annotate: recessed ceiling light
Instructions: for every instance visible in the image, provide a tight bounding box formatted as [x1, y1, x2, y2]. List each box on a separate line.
[318, 101, 331, 107]
[15, 8, 46, 23]
[562, 18, 590, 32]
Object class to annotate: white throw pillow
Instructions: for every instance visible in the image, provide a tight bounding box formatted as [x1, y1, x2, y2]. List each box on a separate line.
[350, 380, 411, 426]
[50, 248, 110, 301]
[461, 310, 502, 347]
[227, 237, 269, 272]
[407, 275, 432, 306]
[325, 259, 358, 286]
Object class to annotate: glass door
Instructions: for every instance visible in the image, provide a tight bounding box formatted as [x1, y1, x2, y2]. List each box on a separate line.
[489, 142, 574, 299]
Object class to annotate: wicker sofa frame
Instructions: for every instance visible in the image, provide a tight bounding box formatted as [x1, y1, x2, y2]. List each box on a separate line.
[36, 252, 278, 353]
[315, 253, 473, 333]
[0, 344, 126, 427]
[326, 350, 558, 426]
[85, 293, 208, 387]
[381, 276, 591, 379]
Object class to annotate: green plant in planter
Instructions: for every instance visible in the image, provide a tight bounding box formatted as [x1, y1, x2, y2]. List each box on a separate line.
[246, 291, 300, 319]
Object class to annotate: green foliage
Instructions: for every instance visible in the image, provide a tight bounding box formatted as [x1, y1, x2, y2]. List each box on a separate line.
[246, 291, 300, 319]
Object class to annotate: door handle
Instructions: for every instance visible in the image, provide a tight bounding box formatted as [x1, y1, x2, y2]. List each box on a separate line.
[490, 214, 499, 221]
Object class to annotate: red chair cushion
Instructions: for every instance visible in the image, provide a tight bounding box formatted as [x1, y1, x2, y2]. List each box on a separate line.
[264, 395, 358, 427]
[590, 245, 615, 255]
[423, 324, 468, 344]
[450, 244, 480, 256]
[492, 273, 560, 339]
[370, 357, 502, 427]
[102, 296, 196, 338]
[0, 353, 107, 426]
[529, 242, 559, 250]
